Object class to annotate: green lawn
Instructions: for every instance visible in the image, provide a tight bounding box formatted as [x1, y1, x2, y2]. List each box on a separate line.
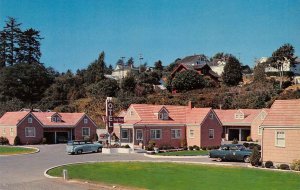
[47, 162, 300, 190]
[158, 150, 208, 156]
[0, 146, 36, 155]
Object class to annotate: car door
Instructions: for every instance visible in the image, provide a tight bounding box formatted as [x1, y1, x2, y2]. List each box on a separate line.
[227, 146, 238, 161]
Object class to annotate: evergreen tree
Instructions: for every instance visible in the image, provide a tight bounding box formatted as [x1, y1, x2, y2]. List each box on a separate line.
[253, 62, 266, 82]
[0, 31, 7, 68]
[3, 17, 22, 66]
[270, 43, 297, 66]
[126, 57, 134, 68]
[222, 55, 243, 86]
[154, 60, 163, 71]
[18, 28, 42, 64]
[171, 70, 205, 92]
[84, 51, 107, 84]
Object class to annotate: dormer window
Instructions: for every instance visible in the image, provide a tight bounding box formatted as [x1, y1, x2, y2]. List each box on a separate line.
[158, 107, 169, 120]
[51, 117, 57, 122]
[28, 117, 32, 123]
[234, 113, 244, 119]
[84, 118, 88, 124]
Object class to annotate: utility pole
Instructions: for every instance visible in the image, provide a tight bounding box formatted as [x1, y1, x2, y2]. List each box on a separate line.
[121, 56, 125, 79]
[139, 53, 143, 72]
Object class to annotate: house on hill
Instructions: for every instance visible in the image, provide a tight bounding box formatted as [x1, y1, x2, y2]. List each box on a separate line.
[261, 99, 300, 164]
[0, 110, 98, 144]
[109, 64, 139, 80]
[113, 102, 223, 148]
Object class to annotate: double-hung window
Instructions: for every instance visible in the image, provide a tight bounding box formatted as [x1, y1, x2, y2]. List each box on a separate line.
[84, 118, 88, 124]
[171, 129, 181, 139]
[82, 127, 90, 136]
[10, 128, 14, 136]
[25, 127, 35, 137]
[136, 129, 143, 140]
[121, 129, 129, 139]
[189, 129, 195, 138]
[275, 131, 285, 147]
[150, 129, 161, 139]
[209, 129, 214, 139]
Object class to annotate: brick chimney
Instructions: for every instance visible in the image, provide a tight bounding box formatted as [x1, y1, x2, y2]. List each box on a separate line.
[188, 101, 193, 109]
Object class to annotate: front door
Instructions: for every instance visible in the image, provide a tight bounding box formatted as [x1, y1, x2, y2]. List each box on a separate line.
[228, 129, 239, 141]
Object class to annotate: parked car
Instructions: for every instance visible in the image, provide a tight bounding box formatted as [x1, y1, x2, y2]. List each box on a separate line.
[209, 144, 252, 163]
[66, 140, 103, 155]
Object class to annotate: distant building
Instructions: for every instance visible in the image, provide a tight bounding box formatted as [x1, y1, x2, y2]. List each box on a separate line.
[258, 57, 300, 75]
[109, 64, 139, 80]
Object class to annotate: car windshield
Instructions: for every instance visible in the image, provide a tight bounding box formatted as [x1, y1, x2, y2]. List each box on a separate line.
[236, 145, 245, 150]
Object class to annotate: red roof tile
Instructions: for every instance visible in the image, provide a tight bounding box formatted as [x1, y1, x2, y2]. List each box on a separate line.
[262, 99, 300, 127]
[124, 104, 211, 125]
[32, 112, 85, 126]
[214, 109, 262, 126]
[0, 111, 30, 125]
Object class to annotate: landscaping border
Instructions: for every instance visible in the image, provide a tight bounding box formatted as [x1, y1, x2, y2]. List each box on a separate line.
[143, 153, 208, 159]
[247, 165, 300, 174]
[0, 146, 39, 157]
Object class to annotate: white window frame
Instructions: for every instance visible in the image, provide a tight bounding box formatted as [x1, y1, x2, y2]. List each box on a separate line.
[234, 113, 244, 120]
[28, 117, 32, 123]
[158, 112, 169, 120]
[25, 127, 36, 137]
[209, 129, 214, 139]
[275, 130, 285, 147]
[82, 127, 90, 137]
[150, 129, 162, 139]
[189, 129, 195, 138]
[258, 127, 262, 135]
[171, 129, 181, 139]
[51, 117, 57, 122]
[136, 129, 143, 140]
[2, 128, 6, 135]
[121, 129, 129, 139]
[84, 118, 88, 124]
[10, 128, 14, 136]
[209, 113, 214, 119]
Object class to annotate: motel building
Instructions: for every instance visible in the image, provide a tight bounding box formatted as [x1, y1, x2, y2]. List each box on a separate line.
[0, 110, 98, 145]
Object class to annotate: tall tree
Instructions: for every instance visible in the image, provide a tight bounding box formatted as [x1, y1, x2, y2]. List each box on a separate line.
[84, 51, 107, 84]
[0, 31, 7, 68]
[18, 28, 42, 64]
[253, 62, 266, 83]
[3, 17, 22, 66]
[222, 55, 243, 86]
[126, 57, 134, 68]
[154, 60, 163, 71]
[171, 70, 205, 92]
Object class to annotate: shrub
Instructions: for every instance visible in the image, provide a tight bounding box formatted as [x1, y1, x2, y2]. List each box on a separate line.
[124, 144, 130, 148]
[250, 147, 261, 166]
[290, 160, 300, 171]
[243, 142, 249, 148]
[188, 146, 194, 151]
[264, 161, 273, 168]
[232, 138, 238, 144]
[201, 147, 207, 151]
[279, 164, 290, 170]
[193, 145, 200, 150]
[14, 136, 21, 145]
[146, 140, 156, 151]
[0, 136, 9, 145]
[246, 136, 253, 142]
[180, 138, 187, 148]
[183, 146, 188, 150]
[92, 133, 98, 141]
[206, 146, 212, 150]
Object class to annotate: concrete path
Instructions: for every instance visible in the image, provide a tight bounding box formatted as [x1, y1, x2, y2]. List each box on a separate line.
[0, 144, 247, 190]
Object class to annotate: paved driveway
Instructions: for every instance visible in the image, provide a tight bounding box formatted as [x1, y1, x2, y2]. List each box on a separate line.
[0, 144, 247, 190]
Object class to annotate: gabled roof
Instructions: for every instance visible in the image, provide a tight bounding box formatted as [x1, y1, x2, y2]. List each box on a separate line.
[262, 99, 300, 127]
[124, 104, 212, 125]
[214, 109, 262, 126]
[0, 111, 30, 126]
[32, 112, 85, 127]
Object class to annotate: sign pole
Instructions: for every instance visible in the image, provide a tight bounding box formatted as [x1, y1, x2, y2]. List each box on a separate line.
[106, 97, 113, 147]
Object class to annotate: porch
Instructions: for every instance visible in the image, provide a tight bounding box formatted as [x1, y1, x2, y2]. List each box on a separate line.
[43, 128, 74, 144]
[223, 126, 251, 141]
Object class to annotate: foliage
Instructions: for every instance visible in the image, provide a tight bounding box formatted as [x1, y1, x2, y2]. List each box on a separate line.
[253, 62, 266, 82]
[188, 146, 194, 150]
[193, 145, 200, 150]
[249, 146, 261, 166]
[290, 160, 300, 171]
[246, 136, 252, 142]
[243, 142, 249, 148]
[0, 136, 9, 145]
[172, 70, 205, 92]
[270, 43, 297, 67]
[158, 150, 208, 156]
[154, 60, 163, 71]
[264, 161, 274, 168]
[232, 138, 238, 144]
[121, 74, 136, 92]
[83, 51, 107, 84]
[222, 55, 243, 86]
[278, 164, 290, 170]
[88, 79, 119, 98]
[146, 140, 156, 151]
[14, 136, 21, 145]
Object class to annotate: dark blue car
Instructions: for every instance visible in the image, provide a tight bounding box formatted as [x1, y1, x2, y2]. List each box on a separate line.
[209, 144, 252, 163]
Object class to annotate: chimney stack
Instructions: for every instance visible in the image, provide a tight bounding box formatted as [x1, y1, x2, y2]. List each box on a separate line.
[188, 101, 193, 109]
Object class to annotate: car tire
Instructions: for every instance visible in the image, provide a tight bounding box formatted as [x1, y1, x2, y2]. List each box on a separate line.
[77, 149, 83, 154]
[97, 148, 102, 153]
[244, 156, 250, 163]
[216, 157, 222, 162]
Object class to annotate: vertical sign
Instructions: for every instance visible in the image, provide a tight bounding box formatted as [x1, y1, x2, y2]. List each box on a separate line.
[106, 97, 113, 134]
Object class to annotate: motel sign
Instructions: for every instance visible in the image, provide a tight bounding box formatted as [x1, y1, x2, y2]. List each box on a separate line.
[105, 97, 124, 134]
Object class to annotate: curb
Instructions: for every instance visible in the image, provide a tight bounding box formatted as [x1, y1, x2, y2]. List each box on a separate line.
[0, 146, 40, 157]
[247, 165, 300, 173]
[143, 153, 208, 159]
[44, 160, 243, 179]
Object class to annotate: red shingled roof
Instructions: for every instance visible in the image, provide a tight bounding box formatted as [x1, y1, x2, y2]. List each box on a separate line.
[262, 99, 300, 127]
[214, 109, 262, 126]
[32, 112, 85, 126]
[0, 111, 30, 125]
[125, 104, 212, 125]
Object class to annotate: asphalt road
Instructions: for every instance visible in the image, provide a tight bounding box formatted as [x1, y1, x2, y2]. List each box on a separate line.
[0, 144, 247, 190]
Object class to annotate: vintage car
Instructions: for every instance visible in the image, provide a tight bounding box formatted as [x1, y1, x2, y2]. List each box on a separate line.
[66, 140, 103, 154]
[209, 144, 252, 163]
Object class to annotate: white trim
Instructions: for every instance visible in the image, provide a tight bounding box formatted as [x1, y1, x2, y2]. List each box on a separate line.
[84, 118, 88, 124]
[10, 128, 14, 136]
[2, 127, 6, 135]
[275, 130, 285, 147]
[150, 129, 162, 139]
[171, 129, 181, 139]
[209, 129, 214, 139]
[25, 127, 36, 137]
[121, 129, 129, 139]
[82, 127, 90, 137]
[28, 117, 32, 124]
[136, 129, 143, 140]
[258, 126, 262, 136]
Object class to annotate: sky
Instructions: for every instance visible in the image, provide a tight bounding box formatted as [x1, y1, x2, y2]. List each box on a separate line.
[0, 0, 300, 72]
